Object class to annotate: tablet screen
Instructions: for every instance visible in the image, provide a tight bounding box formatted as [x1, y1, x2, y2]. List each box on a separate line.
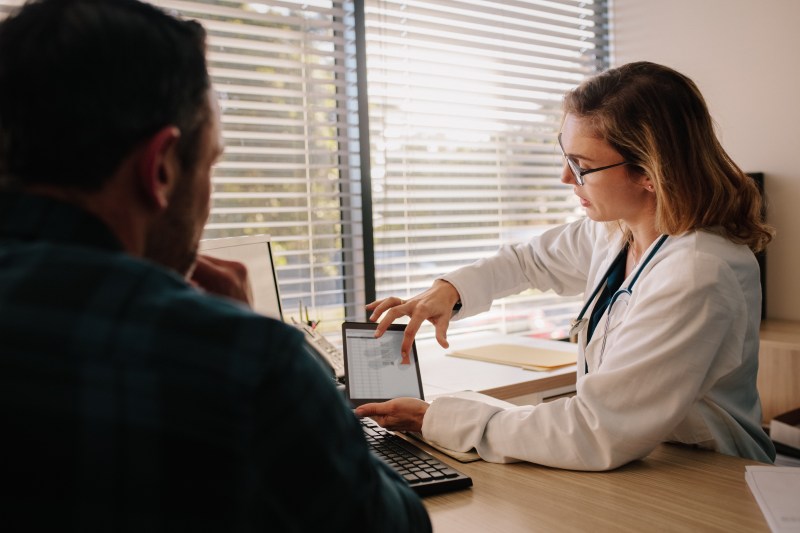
[342, 322, 424, 406]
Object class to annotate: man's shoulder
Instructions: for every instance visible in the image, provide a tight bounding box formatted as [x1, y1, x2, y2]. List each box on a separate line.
[2, 239, 305, 369]
[129, 270, 303, 360]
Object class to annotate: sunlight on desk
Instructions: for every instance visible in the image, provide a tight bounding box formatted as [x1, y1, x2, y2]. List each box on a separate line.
[418, 333, 578, 404]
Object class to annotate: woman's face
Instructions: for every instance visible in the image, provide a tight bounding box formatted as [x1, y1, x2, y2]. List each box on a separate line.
[559, 113, 654, 226]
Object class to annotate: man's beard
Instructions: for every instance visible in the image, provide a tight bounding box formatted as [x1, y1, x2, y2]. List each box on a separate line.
[143, 176, 203, 276]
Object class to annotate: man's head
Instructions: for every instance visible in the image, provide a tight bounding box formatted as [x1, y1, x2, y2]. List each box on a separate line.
[0, 0, 221, 272]
[0, 0, 211, 190]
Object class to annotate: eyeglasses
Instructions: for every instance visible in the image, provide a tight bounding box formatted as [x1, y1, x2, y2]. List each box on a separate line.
[558, 133, 629, 186]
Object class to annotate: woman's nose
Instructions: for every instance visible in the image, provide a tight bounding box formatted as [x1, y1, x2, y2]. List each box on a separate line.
[560, 161, 575, 185]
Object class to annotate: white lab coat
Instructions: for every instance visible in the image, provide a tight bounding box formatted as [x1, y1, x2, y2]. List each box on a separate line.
[422, 218, 775, 470]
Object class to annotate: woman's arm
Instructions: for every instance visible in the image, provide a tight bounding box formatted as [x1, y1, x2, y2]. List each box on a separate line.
[422, 238, 750, 470]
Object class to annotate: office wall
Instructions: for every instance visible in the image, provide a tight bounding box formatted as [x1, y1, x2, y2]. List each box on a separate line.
[612, 0, 800, 321]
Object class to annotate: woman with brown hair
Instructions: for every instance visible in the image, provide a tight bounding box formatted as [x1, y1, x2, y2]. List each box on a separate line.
[357, 61, 776, 470]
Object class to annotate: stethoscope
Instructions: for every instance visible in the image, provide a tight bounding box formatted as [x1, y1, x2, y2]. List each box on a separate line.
[569, 235, 669, 367]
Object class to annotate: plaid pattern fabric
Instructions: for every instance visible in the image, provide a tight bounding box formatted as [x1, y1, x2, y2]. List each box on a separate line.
[0, 191, 429, 533]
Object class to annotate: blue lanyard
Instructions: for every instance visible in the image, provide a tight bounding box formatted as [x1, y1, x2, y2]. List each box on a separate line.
[569, 235, 668, 339]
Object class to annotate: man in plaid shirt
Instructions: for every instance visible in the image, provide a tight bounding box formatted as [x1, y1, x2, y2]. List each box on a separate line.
[0, 0, 430, 531]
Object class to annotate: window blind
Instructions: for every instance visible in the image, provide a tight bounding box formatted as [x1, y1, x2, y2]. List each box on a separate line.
[0, 0, 611, 341]
[167, 0, 364, 331]
[364, 0, 609, 338]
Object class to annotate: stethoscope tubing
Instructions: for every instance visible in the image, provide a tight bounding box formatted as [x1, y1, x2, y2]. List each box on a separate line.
[599, 287, 631, 365]
[570, 234, 669, 341]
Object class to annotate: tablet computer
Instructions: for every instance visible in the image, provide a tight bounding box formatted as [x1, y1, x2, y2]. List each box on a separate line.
[341, 321, 424, 407]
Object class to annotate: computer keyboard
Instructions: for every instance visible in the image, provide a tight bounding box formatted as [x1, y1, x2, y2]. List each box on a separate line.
[360, 417, 472, 496]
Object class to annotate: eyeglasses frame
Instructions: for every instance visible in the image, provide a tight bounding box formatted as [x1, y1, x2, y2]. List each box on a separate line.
[558, 133, 629, 186]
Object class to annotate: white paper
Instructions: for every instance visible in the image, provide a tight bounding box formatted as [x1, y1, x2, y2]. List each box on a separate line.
[745, 465, 800, 532]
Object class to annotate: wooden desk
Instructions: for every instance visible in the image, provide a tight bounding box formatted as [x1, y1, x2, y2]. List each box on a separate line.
[423, 443, 769, 532]
[758, 319, 800, 423]
[416, 332, 771, 531]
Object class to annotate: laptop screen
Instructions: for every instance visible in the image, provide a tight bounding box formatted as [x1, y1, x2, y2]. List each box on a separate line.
[198, 235, 283, 321]
[342, 322, 424, 406]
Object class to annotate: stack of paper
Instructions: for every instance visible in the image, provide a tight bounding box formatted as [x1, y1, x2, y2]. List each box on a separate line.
[447, 343, 576, 371]
[771, 408, 800, 451]
[745, 465, 800, 532]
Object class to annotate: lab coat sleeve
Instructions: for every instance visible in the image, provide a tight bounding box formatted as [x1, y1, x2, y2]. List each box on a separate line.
[440, 218, 601, 320]
[422, 245, 744, 471]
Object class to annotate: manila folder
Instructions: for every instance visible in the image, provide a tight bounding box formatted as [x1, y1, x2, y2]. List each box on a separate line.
[448, 344, 576, 371]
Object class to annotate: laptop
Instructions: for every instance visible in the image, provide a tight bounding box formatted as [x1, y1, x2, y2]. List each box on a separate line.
[342, 321, 473, 496]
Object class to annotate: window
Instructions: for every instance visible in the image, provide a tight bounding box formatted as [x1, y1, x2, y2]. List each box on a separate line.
[364, 0, 610, 339]
[0, 0, 610, 340]
[174, 0, 365, 331]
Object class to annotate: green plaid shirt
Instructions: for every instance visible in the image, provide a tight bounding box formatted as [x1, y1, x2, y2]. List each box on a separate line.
[0, 191, 429, 533]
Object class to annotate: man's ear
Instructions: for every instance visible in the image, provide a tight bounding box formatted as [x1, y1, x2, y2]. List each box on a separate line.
[137, 126, 182, 211]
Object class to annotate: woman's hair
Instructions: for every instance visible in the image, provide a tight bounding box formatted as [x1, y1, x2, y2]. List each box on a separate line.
[563, 61, 774, 252]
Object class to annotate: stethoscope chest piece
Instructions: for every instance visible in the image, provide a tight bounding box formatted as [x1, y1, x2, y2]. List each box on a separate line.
[569, 318, 588, 337]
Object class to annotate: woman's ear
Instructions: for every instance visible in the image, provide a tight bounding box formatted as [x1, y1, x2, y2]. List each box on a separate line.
[136, 126, 181, 210]
[642, 176, 655, 192]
